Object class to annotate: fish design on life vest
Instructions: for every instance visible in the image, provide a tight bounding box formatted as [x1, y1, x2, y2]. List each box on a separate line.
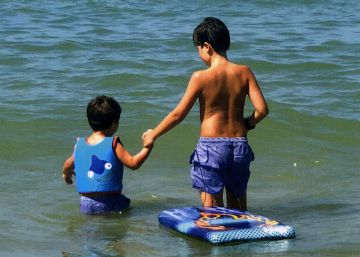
[87, 155, 113, 190]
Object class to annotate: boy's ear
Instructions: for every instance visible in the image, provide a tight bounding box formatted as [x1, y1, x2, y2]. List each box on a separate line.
[204, 42, 214, 55]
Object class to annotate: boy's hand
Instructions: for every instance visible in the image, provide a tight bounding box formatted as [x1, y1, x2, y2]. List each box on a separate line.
[142, 129, 155, 148]
[63, 170, 76, 185]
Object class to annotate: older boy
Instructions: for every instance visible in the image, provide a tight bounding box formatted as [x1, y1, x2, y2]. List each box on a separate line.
[62, 95, 153, 214]
[143, 17, 268, 210]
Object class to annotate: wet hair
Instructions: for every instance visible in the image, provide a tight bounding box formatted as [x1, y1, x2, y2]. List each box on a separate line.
[86, 95, 121, 131]
[193, 17, 230, 53]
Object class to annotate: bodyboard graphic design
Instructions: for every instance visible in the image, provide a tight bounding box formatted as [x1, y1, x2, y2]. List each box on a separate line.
[159, 206, 295, 243]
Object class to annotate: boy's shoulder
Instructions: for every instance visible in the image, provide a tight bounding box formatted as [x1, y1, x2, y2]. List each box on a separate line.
[189, 69, 211, 86]
[228, 62, 251, 72]
[193, 63, 252, 77]
[228, 63, 256, 79]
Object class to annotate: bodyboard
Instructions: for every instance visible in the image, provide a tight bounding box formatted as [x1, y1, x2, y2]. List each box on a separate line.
[159, 206, 295, 244]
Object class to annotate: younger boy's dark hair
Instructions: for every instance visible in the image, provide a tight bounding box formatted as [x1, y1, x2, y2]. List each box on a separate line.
[87, 95, 121, 131]
[193, 17, 230, 53]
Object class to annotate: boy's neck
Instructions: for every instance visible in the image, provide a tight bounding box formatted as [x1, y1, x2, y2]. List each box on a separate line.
[87, 130, 114, 144]
[92, 129, 114, 138]
[210, 51, 228, 67]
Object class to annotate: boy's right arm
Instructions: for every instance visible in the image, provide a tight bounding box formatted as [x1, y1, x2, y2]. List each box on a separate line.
[62, 154, 76, 184]
[245, 67, 269, 127]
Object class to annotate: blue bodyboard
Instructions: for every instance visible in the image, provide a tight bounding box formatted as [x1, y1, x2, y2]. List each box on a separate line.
[159, 206, 295, 244]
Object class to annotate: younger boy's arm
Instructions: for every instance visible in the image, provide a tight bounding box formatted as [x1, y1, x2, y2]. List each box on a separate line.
[246, 67, 269, 127]
[144, 72, 201, 146]
[62, 154, 76, 184]
[115, 138, 153, 170]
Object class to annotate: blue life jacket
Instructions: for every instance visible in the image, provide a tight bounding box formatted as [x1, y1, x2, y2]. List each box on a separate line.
[74, 137, 124, 193]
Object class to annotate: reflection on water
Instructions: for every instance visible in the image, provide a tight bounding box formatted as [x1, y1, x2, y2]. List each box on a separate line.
[62, 213, 130, 257]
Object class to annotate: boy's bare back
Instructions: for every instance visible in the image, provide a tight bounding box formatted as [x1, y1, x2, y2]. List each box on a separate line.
[195, 60, 256, 138]
[182, 54, 267, 139]
[143, 55, 267, 144]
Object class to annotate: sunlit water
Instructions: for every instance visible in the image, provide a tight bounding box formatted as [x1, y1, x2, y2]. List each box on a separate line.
[0, 1, 359, 256]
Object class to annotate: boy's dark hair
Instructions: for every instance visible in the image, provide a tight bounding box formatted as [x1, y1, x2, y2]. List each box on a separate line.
[87, 95, 121, 131]
[193, 17, 230, 53]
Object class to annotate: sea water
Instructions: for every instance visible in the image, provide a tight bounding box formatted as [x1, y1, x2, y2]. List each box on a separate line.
[0, 1, 359, 256]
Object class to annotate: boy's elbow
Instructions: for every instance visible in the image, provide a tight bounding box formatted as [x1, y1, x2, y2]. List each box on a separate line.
[127, 159, 142, 170]
[125, 152, 149, 170]
[260, 110, 269, 120]
[129, 164, 140, 170]
[63, 159, 73, 170]
[170, 110, 185, 124]
[254, 106, 269, 121]
[263, 106, 269, 117]
[126, 163, 139, 170]
[260, 105, 269, 117]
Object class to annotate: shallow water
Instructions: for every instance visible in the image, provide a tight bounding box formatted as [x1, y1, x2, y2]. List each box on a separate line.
[0, 1, 359, 256]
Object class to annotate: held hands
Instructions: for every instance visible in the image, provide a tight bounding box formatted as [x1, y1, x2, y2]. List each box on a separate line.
[142, 129, 155, 148]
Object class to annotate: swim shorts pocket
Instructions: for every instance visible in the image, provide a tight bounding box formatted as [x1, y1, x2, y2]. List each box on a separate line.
[189, 144, 209, 166]
[234, 143, 255, 163]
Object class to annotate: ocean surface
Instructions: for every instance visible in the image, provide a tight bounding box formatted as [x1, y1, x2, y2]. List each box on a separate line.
[0, 1, 359, 256]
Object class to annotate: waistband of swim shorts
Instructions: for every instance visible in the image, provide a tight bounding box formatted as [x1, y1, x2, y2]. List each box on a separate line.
[198, 137, 248, 144]
[80, 193, 121, 201]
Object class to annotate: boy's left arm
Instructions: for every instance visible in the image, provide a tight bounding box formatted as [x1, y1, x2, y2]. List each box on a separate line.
[115, 139, 153, 170]
[62, 154, 76, 184]
[246, 67, 269, 126]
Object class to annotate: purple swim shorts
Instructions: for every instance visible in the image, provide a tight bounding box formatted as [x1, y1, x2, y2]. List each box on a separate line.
[79, 194, 130, 215]
[190, 137, 255, 197]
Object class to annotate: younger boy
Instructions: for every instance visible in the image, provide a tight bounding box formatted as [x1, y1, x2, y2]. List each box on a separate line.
[62, 95, 152, 215]
[143, 17, 268, 210]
